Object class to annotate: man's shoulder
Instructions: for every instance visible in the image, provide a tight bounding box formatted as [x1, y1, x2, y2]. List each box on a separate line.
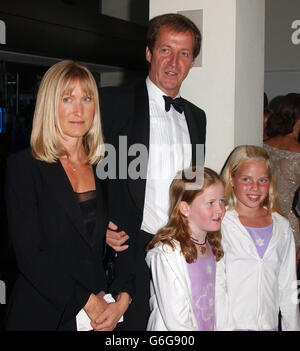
[100, 83, 133, 95]
[99, 80, 148, 136]
[182, 97, 206, 116]
[100, 80, 146, 98]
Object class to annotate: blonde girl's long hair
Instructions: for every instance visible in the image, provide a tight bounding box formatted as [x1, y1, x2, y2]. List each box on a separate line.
[146, 167, 224, 263]
[30, 60, 104, 164]
[221, 145, 281, 213]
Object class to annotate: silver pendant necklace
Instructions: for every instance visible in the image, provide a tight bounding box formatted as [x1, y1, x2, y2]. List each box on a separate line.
[67, 159, 77, 172]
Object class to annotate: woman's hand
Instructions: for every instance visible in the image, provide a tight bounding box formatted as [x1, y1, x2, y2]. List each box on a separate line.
[83, 292, 108, 322]
[91, 292, 131, 331]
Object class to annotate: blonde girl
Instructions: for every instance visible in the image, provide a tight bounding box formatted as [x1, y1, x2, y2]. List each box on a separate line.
[215, 145, 300, 331]
[146, 167, 225, 330]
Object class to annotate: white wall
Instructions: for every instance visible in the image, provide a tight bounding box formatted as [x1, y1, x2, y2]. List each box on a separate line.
[235, 1, 265, 146]
[264, 0, 300, 102]
[149, 0, 265, 172]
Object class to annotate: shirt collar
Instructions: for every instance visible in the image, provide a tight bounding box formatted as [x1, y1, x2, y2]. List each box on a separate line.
[146, 76, 181, 110]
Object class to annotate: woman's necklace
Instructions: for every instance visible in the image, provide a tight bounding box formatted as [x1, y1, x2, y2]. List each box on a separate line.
[190, 235, 207, 255]
[70, 163, 77, 172]
[61, 157, 77, 172]
[68, 159, 77, 172]
[67, 159, 92, 172]
[66, 158, 82, 172]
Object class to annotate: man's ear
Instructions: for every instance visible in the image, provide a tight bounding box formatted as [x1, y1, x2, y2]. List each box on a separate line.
[145, 46, 152, 64]
[179, 201, 190, 217]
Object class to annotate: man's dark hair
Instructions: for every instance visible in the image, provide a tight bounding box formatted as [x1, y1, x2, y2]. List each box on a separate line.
[146, 13, 202, 59]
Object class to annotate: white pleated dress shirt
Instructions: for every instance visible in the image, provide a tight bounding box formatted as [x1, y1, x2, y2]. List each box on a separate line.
[140, 77, 192, 235]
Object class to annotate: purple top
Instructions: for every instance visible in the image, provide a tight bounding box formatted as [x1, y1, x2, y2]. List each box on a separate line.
[187, 244, 216, 331]
[244, 223, 273, 259]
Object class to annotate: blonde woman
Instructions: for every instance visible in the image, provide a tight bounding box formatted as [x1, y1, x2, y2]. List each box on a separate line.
[215, 145, 300, 331]
[5, 60, 131, 330]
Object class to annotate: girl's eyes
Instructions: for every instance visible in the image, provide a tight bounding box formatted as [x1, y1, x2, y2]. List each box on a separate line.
[259, 178, 268, 184]
[62, 97, 71, 103]
[207, 199, 224, 206]
[242, 177, 250, 182]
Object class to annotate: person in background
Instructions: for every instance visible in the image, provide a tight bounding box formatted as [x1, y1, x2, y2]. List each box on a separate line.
[263, 93, 272, 142]
[293, 187, 300, 218]
[100, 13, 206, 330]
[5, 60, 130, 330]
[263, 93, 300, 263]
[215, 145, 300, 331]
[146, 167, 225, 331]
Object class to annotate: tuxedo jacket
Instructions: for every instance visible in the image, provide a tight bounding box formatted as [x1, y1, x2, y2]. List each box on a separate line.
[99, 80, 206, 288]
[5, 148, 108, 330]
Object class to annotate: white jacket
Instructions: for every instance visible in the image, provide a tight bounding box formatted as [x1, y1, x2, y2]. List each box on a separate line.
[145, 241, 198, 331]
[215, 210, 300, 331]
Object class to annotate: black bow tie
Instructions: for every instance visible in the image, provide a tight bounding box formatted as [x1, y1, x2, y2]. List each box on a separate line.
[163, 95, 184, 114]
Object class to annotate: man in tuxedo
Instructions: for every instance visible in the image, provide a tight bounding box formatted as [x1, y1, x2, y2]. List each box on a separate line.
[99, 13, 206, 330]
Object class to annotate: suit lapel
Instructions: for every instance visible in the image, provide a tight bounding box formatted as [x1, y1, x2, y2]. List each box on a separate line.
[37, 160, 87, 243]
[127, 81, 150, 213]
[183, 101, 206, 166]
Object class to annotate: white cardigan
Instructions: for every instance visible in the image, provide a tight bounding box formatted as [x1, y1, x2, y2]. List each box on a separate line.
[215, 210, 300, 331]
[145, 240, 199, 331]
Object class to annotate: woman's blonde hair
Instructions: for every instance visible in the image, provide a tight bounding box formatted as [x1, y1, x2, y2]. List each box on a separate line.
[221, 145, 281, 213]
[30, 60, 104, 164]
[146, 167, 224, 263]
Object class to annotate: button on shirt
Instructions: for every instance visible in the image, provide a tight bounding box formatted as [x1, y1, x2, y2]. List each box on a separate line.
[141, 77, 192, 235]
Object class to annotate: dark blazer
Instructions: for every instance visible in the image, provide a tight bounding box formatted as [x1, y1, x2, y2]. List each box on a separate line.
[5, 148, 108, 330]
[99, 80, 206, 289]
